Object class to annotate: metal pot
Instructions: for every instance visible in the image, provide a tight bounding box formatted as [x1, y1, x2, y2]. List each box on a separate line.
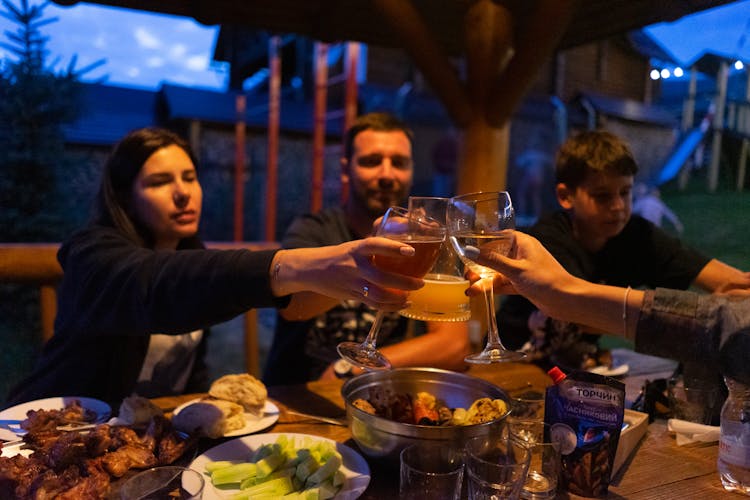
[341, 367, 510, 463]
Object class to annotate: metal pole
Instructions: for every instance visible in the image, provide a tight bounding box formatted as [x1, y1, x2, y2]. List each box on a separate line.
[233, 94, 246, 241]
[265, 35, 281, 240]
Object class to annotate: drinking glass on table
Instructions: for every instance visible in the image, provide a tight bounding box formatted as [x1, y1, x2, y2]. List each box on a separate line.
[508, 422, 561, 500]
[400, 196, 471, 322]
[447, 191, 526, 363]
[400, 442, 465, 500]
[465, 434, 531, 499]
[337, 205, 446, 370]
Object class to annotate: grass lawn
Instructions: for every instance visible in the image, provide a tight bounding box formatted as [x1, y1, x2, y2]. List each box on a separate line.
[662, 189, 750, 271]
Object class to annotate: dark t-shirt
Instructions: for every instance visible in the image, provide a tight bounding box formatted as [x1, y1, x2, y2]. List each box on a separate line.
[498, 211, 711, 350]
[263, 207, 409, 385]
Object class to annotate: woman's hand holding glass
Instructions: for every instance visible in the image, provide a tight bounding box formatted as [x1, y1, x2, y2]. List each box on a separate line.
[337, 206, 446, 370]
[272, 236, 425, 312]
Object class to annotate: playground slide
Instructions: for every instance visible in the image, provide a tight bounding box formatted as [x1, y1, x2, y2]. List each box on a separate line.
[655, 127, 706, 185]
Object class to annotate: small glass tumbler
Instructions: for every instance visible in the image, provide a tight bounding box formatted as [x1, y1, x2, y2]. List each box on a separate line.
[399, 442, 465, 500]
[465, 435, 531, 499]
[509, 390, 545, 421]
[668, 377, 719, 424]
[508, 422, 561, 499]
[119, 466, 205, 500]
[519, 441, 561, 500]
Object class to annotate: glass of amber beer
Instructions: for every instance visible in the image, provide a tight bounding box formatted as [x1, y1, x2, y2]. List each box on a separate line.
[337, 206, 445, 370]
[400, 197, 471, 322]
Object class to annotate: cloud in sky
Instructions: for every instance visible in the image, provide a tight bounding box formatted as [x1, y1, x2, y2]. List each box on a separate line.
[0, 2, 228, 90]
[134, 27, 162, 50]
[0, 0, 748, 91]
[645, 0, 750, 64]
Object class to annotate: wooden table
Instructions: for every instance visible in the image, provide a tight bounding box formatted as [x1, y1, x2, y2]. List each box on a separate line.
[153, 363, 726, 499]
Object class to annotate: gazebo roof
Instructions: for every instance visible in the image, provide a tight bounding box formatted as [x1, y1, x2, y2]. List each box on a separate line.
[52, 0, 736, 55]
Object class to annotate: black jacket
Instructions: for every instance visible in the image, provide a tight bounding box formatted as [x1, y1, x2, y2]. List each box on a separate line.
[6, 225, 286, 409]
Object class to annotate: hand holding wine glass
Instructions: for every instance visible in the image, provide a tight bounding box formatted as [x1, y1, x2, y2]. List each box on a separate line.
[447, 191, 526, 363]
[337, 206, 446, 370]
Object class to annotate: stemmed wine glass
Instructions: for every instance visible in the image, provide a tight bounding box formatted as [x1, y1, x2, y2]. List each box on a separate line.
[337, 206, 446, 370]
[447, 191, 526, 363]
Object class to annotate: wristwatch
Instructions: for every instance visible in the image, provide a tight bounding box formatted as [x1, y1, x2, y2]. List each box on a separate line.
[333, 359, 354, 379]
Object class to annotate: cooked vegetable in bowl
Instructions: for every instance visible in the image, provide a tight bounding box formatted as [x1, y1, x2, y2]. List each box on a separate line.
[341, 367, 511, 463]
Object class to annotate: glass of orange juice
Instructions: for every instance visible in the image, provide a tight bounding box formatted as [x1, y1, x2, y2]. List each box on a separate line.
[401, 197, 471, 322]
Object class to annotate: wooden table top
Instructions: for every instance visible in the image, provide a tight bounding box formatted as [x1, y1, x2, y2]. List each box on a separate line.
[152, 363, 726, 499]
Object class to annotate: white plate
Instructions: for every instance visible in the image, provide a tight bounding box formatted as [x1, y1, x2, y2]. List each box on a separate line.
[173, 399, 280, 437]
[587, 363, 630, 377]
[0, 396, 111, 437]
[190, 432, 370, 500]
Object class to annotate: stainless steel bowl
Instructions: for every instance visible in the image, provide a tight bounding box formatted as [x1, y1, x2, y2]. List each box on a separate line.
[341, 367, 510, 463]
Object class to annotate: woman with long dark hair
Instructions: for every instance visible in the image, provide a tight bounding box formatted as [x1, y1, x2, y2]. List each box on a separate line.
[6, 127, 423, 407]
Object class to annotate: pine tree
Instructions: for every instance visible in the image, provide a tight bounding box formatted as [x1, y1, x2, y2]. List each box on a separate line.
[0, 0, 102, 240]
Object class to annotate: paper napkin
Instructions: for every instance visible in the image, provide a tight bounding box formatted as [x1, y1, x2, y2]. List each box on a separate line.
[667, 418, 720, 446]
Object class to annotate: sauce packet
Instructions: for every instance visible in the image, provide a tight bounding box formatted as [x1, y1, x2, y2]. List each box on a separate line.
[544, 369, 625, 497]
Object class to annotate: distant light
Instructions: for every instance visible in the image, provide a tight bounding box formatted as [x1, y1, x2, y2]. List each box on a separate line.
[650, 69, 661, 80]
[674, 67, 684, 77]
[735, 60, 745, 70]
[660, 68, 671, 79]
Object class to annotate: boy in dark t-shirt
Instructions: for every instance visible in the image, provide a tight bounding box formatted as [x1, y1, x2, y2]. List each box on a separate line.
[499, 130, 750, 369]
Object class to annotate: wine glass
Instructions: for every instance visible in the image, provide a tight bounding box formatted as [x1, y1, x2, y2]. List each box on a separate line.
[337, 206, 446, 370]
[447, 191, 526, 363]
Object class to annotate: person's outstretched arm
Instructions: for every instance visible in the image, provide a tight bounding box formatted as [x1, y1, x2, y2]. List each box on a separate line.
[465, 231, 750, 382]
[272, 236, 425, 314]
[464, 231, 645, 340]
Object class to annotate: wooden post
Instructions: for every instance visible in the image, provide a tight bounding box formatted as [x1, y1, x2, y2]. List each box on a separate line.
[458, 121, 510, 193]
[233, 94, 246, 241]
[737, 69, 750, 191]
[708, 60, 728, 193]
[343, 42, 360, 134]
[340, 42, 360, 205]
[679, 67, 698, 190]
[311, 42, 328, 213]
[265, 35, 281, 240]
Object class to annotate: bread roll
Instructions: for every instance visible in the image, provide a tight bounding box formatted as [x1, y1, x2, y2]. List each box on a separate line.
[172, 400, 245, 439]
[118, 395, 164, 426]
[208, 373, 267, 417]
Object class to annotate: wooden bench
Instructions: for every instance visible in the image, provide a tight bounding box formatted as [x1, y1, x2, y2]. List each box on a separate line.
[0, 241, 280, 377]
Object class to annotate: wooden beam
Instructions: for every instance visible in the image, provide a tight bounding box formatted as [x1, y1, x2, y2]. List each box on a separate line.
[372, 0, 471, 127]
[463, 0, 514, 115]
[488, 0, 579, 127]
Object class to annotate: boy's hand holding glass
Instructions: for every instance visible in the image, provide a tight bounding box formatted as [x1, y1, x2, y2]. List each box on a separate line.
[447, 191, 526, 363]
